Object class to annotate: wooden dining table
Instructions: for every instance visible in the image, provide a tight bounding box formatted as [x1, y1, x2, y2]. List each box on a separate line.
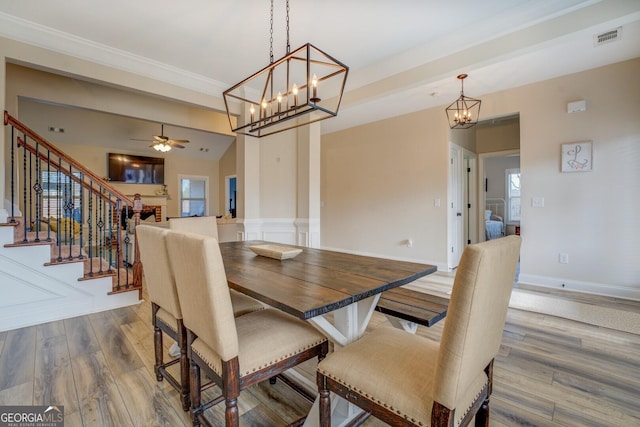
[219, 240, 438, 426]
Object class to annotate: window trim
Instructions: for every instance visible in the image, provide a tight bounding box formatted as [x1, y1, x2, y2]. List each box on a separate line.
[505, 168, 521, 223]
[178, 174, 209, 217]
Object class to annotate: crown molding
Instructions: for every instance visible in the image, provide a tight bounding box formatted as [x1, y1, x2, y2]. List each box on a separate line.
[0, 12, 229, 98]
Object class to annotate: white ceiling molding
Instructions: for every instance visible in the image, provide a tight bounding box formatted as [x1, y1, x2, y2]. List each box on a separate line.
[0, 12, 228, 98]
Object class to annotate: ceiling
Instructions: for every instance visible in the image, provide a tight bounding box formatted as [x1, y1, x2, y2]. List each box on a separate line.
[1, 0, 639, 157]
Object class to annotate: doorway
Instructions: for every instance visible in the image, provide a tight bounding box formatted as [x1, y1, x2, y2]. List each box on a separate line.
[225, 175, 237, 218]
[476, 114, 521, 242]
[448, 114, 520, 270]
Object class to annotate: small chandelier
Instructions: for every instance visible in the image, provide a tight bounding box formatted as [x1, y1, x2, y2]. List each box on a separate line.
[445, 74, 481, 129]
[223, 0, 348, 138]
[152, 142, 171, 152]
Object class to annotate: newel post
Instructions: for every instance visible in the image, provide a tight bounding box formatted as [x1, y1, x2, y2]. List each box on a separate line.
[132, 193, 143, 291]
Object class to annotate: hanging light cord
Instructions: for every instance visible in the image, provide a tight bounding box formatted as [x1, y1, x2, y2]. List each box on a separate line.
[269, 0, 291, 63]
[286, 0, 290, 54]
[269, 0, 274, 64]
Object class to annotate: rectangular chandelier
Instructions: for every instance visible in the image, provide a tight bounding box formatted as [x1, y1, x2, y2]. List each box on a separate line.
[223, 43, 348, 138]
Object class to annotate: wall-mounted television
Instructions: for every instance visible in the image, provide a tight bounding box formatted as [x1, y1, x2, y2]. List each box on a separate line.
[107, 153, 164, 184]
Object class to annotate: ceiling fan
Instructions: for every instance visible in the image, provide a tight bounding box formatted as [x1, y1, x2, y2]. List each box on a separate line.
[132, 124, 189, 152]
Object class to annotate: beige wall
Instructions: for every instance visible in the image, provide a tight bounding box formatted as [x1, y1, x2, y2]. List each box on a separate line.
[322, 108, 449, 266]
[9, 78, 222, 218]
[18, 140, 219, 219]
[259, 131, 298, 219]
[476, 119, 520, 153]
[322, 58, 640, 297]
[3, 33, 639, 298]
[500, 58, 639, 292]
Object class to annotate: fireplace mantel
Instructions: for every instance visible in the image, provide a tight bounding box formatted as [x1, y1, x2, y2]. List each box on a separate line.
[127, 194, 168, 222]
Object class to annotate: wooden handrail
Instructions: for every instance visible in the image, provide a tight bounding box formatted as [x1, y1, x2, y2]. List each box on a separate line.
[17, 137, 127, 206]
[5, 110, 142, 291]
[5, 111, 133, 206]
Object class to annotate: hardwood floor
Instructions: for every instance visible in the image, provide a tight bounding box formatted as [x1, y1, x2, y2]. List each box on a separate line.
[1, 277, 639, 426]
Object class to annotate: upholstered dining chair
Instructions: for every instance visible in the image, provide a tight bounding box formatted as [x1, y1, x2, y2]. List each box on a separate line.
[167, 215, 264, 316]
[136, 225, 264, 411]
[169, 216, 219, 239]
[316, 235, 522, 427]
[165, 230, 329, 427]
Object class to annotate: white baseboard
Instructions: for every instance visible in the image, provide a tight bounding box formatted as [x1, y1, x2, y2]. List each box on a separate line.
[518, 273, 640, 301]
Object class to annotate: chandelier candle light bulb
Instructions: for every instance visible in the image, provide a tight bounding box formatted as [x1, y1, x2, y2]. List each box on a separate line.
[311, 74, 320, 103]
[292, 84, 299, 107]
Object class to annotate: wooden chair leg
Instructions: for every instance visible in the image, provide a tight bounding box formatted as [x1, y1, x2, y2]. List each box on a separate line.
[153, 325, 163, 381]
[225, 398, 239, 427]
[475, 397, 490, 427]
[190, 361, 202, 426]
[179, 326, 190, 411]
[476, 359, 493, 426]
[319, 385, 331, 427]
[222, 358, 240, 427]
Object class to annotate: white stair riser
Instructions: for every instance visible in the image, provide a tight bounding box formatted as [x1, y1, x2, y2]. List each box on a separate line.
[0, 225, 140, 332]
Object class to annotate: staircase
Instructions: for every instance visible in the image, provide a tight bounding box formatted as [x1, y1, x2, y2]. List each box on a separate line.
[1, 111, 143, 332]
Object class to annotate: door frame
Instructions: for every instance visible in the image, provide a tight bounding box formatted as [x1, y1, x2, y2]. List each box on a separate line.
[464, 152, 478, 246]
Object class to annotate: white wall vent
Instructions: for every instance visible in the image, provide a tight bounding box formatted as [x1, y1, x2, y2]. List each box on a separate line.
[594, 27, 622, 46]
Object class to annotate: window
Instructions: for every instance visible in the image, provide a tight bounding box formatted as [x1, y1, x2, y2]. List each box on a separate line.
[506, 168, 520, 222]
[179, 175, 208, 217]
[41, 170, 82, 220]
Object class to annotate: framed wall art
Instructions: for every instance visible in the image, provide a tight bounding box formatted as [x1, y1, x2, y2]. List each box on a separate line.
[561, 141, 592, 172]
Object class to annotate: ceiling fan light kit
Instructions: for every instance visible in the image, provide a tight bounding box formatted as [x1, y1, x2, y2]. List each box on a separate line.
[445, 74, 482, 129]
[133, 123, 189, 152]
[223, 0, 348, 138]
[152, 141, 172, 152]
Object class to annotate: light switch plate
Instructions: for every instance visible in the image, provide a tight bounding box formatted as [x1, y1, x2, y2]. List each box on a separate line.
[532, 197, 545, 208]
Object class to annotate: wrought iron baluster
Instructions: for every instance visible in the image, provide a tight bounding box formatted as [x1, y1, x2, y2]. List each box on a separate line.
[33, 142, 42, 242]
[29, 144, 33, 235]
[98, 192, 105, 274]
[87, 182, 94, 277]
[65, 164, 74, 260]
[45, 150, 52, 242]
[22, 133, 28, 242]
[55, 156, 62, 262]
[78, 172, 84, 259]
[107, 195, 114, 274]
[10, 125, 16, 223]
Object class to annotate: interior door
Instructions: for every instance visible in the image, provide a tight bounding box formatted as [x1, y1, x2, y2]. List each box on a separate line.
[448, 144, 463, 269]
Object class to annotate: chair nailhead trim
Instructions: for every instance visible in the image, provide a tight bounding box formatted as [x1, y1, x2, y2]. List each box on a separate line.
[194, 338, 326, 378]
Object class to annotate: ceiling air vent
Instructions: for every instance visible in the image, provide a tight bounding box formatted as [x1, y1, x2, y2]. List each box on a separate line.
[594, 27, 622, 46]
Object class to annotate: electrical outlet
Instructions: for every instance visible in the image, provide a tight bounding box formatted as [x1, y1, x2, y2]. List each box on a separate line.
[559, 253, 569, 264]
[406, 239, 413, 248]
